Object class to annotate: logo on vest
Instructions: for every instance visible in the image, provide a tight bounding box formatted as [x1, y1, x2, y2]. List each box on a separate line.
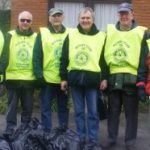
[53, 40, 63, 68]
[54, 46, 62, 58]
[113, 41, 128, 66]
[75, 51, 88, 65]
[16, 43, 30, 69]
[17, 48, 29, 62]
[75, 44, 91, 65]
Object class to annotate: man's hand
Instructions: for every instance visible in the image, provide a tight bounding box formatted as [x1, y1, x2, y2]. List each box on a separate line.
[100, 80, 107, 90]
[61, 80, 68, 92]
[136, 81, 147, 103]
[137, 85, 147, 103]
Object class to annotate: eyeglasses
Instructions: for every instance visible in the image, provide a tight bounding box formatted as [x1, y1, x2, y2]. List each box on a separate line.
[20, 19, 32, 23]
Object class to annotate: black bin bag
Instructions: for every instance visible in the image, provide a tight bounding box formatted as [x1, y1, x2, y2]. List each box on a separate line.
[97, 91, 108, 120]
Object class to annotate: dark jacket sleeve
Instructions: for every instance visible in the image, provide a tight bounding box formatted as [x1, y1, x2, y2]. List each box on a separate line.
[100, 40, 109, 81]
[0, 33, 11, 73]
[33, 32, 43, 79]
[137, 30, 149, 82]
[60, 35, 69, 81]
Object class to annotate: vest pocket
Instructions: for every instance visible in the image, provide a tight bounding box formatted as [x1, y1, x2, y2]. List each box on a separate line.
[109, 74, 137, 90]
[109, 74, 124, 89]
[123, 74, 137, 86]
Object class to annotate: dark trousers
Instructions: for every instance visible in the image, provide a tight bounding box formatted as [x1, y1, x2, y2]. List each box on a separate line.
[107, 90, 138, 146]
[41, 84, 69, 132]
[6, 87, 34, 129]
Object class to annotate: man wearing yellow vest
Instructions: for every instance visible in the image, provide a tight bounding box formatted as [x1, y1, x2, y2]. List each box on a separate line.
[60, 7, 107, 150]
[0, 29, 5, 96]
[102, 2, 149, 150]
[0, 11, 37, 137]
[0, 30, 4, 57]
[33, 8, 69, 133]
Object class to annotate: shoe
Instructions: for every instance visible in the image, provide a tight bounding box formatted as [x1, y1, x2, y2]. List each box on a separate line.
[3, 127, 14, 140]
[98, 146, 103, 150]
[125, 145, 135, 150]
[101, 141, 116, 149]
[3, 128, 14, 136]
[58, 126, 67, 132]
[13, 123, 29, 139]
[86, 141, 101, 150]
[80, 140, 86, 150]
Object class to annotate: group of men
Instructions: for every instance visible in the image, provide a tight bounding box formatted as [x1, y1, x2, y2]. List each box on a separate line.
[0, 2, 149, 150]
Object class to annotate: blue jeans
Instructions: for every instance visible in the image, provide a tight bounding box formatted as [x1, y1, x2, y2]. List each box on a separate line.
[41, 84, 69, 132]
[71, 86, 99, 143]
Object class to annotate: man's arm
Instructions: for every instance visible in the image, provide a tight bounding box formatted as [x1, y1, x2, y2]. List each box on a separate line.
[32, 33, 44, 80]
[60, 35, 69, 91]
[137, 31, 149, 83]
[0, 33, 11, 73]
[60, 35, 69, 81]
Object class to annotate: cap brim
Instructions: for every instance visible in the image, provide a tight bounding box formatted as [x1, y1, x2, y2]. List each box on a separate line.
[118, 8, 131, 12]
[50, 11, 63, 16]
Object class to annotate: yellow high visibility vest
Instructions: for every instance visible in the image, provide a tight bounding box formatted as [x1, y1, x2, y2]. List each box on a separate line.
[105, 24, 147, 75]
[68, 29, 106, 72]
[0, 30, 4, 82]
[40, 27, 70, 83]
[6, 30, 37, 80]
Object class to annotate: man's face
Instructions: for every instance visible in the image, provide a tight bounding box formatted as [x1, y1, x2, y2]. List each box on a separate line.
[18, 12, 32, 32]
[79, 11, 94, 32]
[118, 11, 134, 27]
[49, 13, 64, 27]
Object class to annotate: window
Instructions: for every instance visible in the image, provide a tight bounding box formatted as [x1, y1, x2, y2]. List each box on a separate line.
[55, 2, 84, 27]
[94, 3, 118, 31]
[52, 0, 131, 29]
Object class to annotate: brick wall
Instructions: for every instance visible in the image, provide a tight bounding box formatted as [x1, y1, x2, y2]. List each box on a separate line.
[133, 0, 150, 29]
[11, 0, 49, 32]
[11, 0, 150, 31]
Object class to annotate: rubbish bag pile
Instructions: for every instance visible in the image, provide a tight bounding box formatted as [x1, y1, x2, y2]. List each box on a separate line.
[0, 118, 81, 150]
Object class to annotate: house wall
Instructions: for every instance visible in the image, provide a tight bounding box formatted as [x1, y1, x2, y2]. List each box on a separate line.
[133, 0, 150, 29]
[11, 0, 150, 31]
[11, 0, 49, 31]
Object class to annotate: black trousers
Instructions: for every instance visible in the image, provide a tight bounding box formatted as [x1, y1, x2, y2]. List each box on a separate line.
[107, 90, 138, 146]
[6, 87, 34, 129]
